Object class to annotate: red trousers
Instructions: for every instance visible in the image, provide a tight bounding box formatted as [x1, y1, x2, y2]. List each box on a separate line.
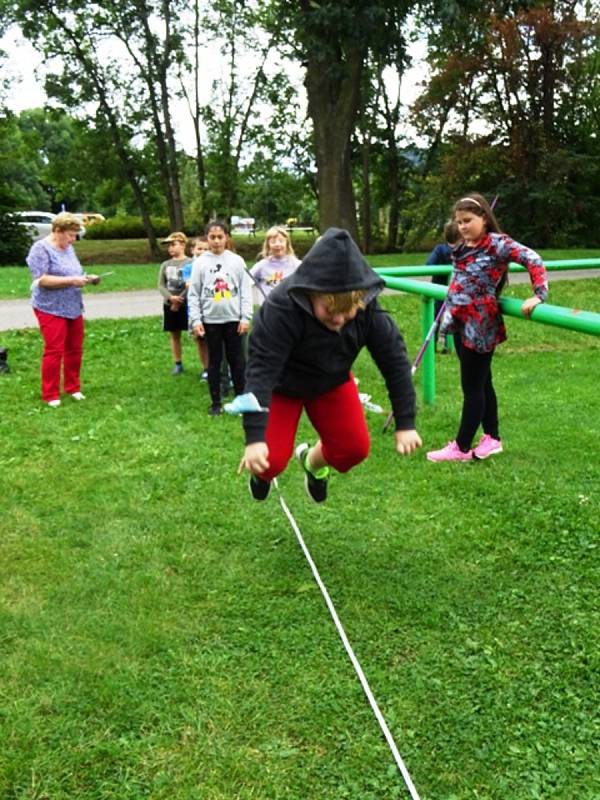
[34, 309, 84, 401]
[260, 377, 370, 481]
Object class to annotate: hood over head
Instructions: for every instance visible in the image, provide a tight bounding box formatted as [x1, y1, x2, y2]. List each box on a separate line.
[286, 227, 384, 311]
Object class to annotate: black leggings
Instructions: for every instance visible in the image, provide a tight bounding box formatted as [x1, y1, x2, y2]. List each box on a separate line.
[454, 333, 499, 451]
[204, 322, 246, 405]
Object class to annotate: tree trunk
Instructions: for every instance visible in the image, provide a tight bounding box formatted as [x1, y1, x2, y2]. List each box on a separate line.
[386, 153, 400, 251]
[137, 3, 184, 231]
[55, 20, 161, 256]
[361, 139, 371, 253]
[378, 72, 401, 251]
[304, 46, 365, 239]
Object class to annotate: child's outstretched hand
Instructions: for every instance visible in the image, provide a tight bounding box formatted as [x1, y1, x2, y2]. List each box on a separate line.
[238, 442, 270, 475]
[395, 429, 422, 455]
[521, 296, 542, 317]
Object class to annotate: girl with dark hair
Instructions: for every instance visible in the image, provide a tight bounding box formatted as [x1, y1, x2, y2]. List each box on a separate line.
[427, 193, 548, 462]
[187, 220, 252, 415]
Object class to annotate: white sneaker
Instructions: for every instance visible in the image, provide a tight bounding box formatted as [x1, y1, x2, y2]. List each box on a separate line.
[70, 392, 86, 401]
[47, 399, 61, 408]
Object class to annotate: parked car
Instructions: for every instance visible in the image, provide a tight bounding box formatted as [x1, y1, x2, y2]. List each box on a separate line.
[15, 211, 56, 242]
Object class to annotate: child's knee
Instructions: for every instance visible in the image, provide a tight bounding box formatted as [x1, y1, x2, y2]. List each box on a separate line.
[325, 439, 370, 473]
[261, 446, 294, 481]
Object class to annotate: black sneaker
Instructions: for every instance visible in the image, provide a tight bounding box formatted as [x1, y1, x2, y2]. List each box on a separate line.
[171, 363, 184, 375]
[208, 404, 223, 416]
[249, 474, 271, 501]
[295, 442, 329, 503]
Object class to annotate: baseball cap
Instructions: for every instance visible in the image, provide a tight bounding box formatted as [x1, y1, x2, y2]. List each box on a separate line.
[162, 231, 187, 244]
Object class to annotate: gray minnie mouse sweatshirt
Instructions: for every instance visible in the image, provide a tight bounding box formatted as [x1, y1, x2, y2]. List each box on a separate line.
[188, 250, 253, 327]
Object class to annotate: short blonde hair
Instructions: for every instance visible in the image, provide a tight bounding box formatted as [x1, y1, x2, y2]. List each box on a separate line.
[52, 212, 82, 233]
[261, 226, 295, 259]
[310, 290, 368, 313]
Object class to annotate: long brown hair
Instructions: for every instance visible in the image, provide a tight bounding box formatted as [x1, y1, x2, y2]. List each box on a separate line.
[453, 193, 508, 291]
[452, 193, 501, 234]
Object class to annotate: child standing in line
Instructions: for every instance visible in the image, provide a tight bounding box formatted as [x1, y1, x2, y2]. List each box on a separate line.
[427, 193, 548, 463]
[185, 236, 210, 377]
[158, 231, 192, 375]
[238, 227, 422, 503]
[188, 220, 252, 415]
[249, 226, 301, 303]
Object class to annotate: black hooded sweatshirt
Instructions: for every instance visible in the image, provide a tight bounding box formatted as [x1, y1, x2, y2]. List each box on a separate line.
[243, 227, 416, 444]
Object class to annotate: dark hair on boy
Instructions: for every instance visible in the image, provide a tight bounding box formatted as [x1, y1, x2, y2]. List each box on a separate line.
[443, 220, 460, 246]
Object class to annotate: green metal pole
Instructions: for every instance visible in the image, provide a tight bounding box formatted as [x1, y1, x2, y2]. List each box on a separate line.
[421, 296, 436, 405]
[382, 276, 600, 337]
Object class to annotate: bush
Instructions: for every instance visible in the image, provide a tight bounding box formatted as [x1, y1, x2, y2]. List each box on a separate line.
[84, 216, 171, 240]
[0, 213, 34, 266]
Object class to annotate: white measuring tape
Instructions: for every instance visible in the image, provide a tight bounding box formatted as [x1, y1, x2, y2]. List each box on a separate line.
[274, 479, 422, 800]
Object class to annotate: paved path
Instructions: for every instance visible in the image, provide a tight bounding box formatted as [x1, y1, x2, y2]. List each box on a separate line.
[1, 271, 599, 332]
[0, 290, 158, 331]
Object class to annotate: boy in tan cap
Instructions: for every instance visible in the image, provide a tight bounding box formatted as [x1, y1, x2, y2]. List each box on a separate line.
[158, 232, 191, 374]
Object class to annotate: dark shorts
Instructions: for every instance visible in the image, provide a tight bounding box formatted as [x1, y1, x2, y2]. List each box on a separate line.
[163, 302, 188, 332]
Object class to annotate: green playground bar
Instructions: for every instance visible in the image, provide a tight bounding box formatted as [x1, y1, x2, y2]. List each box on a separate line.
[378, 271, 600, 405]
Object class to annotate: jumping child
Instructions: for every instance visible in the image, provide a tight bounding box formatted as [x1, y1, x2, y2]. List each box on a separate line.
[249, 226, 301, 303]
[427, 193, 548, 463]
[158, 231, 191, 375]
[187, 220, 252, 415]
[238, 227, 422, 503]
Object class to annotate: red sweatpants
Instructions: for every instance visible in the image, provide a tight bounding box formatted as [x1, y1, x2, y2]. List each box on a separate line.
[34, 309, 84, 402]
[260, 377, 370, 481]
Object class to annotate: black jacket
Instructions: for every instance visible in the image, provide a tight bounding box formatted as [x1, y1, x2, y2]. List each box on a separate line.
[243, 228, 416, 444]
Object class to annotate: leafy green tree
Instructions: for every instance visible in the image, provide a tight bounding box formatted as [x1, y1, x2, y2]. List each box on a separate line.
[408, 0, 600, 246]
[237, 155, 315, 228]
[0, 110, 49, 209]
[188, 0, 295, 221]
[274, 0, 413, 238]
[0, 114, 36, 264]
[2, 0, 194, 254]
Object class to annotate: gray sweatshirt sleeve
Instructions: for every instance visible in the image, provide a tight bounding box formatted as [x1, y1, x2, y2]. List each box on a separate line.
[187, 258, 203, 327]
[240, 266, 253, 322]
[157, 262, 170, 303]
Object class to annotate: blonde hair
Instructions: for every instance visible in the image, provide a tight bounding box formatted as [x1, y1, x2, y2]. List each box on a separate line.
[188, 235, 208, 256]
[261, 226, 295, 259]
[52, 212, 82, 233]
[310, 290, 368, 313]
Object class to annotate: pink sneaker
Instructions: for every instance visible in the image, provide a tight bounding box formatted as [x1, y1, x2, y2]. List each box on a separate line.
[473, 434, 503, 460]
[426, 441, 473, 462]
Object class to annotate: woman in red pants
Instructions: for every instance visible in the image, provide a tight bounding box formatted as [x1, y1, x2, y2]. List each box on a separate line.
[26, 212, 100, 407]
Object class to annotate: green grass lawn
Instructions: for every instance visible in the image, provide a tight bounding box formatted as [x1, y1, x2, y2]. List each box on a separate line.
[1, 281, 598, 799]
[2, 246, 600, 300]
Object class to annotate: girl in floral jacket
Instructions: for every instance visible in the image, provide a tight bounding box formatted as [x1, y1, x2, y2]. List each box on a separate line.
[427, 193, 548, 463]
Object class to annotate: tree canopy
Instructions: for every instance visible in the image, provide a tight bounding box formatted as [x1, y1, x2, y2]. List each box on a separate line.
[1, 0, 599, 249]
